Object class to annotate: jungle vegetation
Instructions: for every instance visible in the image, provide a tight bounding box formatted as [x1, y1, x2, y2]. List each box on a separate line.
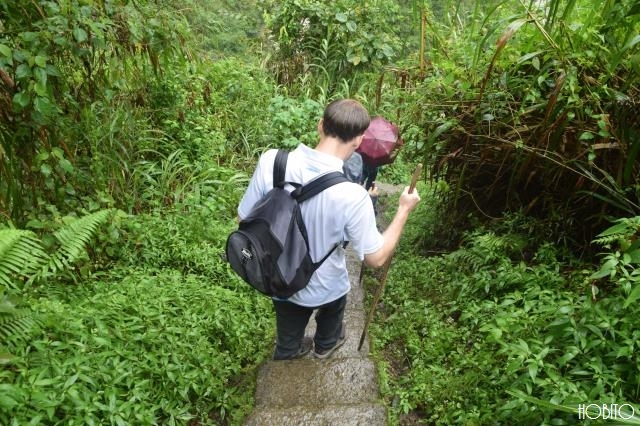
[1, 0, 639, 424]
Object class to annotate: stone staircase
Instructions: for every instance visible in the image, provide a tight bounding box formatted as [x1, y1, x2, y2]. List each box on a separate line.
[244, 247, 387, 425]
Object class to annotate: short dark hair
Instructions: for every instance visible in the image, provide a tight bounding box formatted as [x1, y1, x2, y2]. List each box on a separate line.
[322, 99, 370, 142]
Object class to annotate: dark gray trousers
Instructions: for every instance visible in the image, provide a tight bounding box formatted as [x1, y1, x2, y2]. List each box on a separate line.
[272, 294, 347, 360]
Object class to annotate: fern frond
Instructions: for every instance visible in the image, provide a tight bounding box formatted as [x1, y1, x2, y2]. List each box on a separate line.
[0, 297, 41, 349]
[45, 209, 114, 275]
[0, 229, 48, 291]
[450, 231, 527, 270]
[592, 217, 640, 247]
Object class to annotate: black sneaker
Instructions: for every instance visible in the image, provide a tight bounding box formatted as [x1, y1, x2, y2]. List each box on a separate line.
[312, 322, 346, 359]
[293, 336, 313, 359]
[274, 336, 313, 360]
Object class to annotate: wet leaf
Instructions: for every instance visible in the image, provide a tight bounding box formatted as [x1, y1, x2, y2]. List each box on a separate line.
[21, 32, 38, 43]
[623, 284, 640, 308]
[335, 12, 348, 23]
[34, 55, 46, 67]
[579, 131, 595, 140]
[16, 64, 31, 79]
[73, 27, 88, 43]
[34, 96, 56, 117]
[12, 91, 30, 108]
[0, 44, 11, 58]
[532, 56, 540, 70]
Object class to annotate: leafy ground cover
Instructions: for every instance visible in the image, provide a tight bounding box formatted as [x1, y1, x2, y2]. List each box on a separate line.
[2, 0, 640, 424]
[367, 185, 640, 425]
[2, 210, 273, 425]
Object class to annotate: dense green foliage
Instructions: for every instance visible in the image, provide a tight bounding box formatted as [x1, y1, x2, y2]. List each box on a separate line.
[261, 0, 405, 94]
[0, 0, 270, 223]
[1, 205, 273, 424]
[370, 190, 640, 424]
[1, 0, 640, 424]
[1, 1, 276, 423]
[5, 269, 271, 424]
[399, 0, 640, 255]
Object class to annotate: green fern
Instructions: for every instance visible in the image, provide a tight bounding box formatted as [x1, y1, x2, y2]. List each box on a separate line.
[450, 230, 527, 270]
[1, 210, 117, 286]
[0, 210, 116, 359]
[44, 209, 114, 276]
[0, 292, 42, 361]
[0, 294, 41, 348]
[0, 229, 48, 291]
[592, 217, 640, 247]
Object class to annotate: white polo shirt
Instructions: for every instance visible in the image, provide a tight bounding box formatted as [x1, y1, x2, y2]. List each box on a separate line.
[237, 144, 384, 307]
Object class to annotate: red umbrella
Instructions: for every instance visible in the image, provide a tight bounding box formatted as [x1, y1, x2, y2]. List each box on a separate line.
[357, 116, 403, 167]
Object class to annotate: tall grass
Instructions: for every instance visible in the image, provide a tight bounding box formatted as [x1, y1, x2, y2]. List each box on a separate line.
[393, 0, 640, 255]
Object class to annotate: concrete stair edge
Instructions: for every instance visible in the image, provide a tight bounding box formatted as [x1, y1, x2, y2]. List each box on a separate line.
[254, 357, 379, 407]
[244, 401, 387, 426]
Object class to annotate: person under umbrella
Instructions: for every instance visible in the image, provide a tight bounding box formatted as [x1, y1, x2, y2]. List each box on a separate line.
[344, 151, 379, 215]
[357, 116, 403, 190]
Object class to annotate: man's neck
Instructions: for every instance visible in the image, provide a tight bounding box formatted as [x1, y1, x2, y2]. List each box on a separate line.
[315, 136, 354, 161]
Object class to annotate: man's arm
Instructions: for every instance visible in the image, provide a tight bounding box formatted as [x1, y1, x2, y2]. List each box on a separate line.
[363, 186, 420, 268]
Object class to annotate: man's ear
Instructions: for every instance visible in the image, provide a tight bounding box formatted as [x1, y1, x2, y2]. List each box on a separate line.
[317, 119, 324, 135]
[353, 134, 364, 149]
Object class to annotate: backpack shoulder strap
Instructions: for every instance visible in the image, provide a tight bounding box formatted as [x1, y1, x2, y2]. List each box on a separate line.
[292, 171, 350, 268]
[273, 149, 288, 189]
[293, 171, 349, 203]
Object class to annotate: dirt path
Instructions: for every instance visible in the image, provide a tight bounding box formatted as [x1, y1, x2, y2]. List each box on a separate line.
[243, 182, 404, 426]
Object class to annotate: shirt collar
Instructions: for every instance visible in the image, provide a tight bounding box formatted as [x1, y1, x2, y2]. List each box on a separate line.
[294, 143, 344, 170]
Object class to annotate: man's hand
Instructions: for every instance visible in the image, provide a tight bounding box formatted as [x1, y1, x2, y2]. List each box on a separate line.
[364, 186, 421, 268]
[398, 186, 420, 213]
[367, 182, 379, 198]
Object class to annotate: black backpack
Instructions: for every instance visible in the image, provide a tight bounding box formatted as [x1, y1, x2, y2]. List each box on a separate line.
[226, 150, 348, 298]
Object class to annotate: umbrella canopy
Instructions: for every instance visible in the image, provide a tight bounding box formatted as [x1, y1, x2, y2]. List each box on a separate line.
[356, 116, 403, 167]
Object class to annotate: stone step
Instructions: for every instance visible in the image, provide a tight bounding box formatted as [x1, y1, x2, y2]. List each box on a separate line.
[244, 402, 387, 426]
[254, 358, 379, 407]
[347, 278, 365, 309]
[244, 243, 388, 425]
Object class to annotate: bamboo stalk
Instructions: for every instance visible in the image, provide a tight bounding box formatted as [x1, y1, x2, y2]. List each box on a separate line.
[420, 8, 426, 78]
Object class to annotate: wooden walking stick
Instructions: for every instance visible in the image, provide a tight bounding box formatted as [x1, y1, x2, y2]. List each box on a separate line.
[358, 164, 422, 351]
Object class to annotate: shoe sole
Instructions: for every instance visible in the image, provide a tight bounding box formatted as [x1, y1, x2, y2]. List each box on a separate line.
[293, 343, 313, 358]
[312, 325, 347, 359]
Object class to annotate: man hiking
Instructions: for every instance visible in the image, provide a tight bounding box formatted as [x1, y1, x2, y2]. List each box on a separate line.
[237, 98, 421, 360]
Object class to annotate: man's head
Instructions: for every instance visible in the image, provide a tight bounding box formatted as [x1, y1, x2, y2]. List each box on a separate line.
[321, 99, 370, 143]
